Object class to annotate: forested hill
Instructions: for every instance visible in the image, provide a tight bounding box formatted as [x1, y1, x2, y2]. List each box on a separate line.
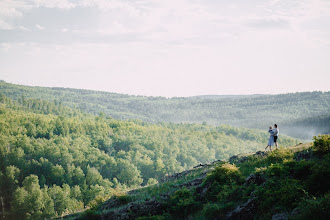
[0, 96, 299, 219]
[1, 81, 330, 139]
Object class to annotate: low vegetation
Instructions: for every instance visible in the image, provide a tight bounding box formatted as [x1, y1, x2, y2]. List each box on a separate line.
[76, 135, 329, 219]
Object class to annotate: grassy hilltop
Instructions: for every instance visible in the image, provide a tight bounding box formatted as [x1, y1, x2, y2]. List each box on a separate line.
[74, 136, 330, 220]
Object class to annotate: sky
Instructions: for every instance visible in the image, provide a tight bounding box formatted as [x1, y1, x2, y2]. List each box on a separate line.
[0, 0, 330, 97]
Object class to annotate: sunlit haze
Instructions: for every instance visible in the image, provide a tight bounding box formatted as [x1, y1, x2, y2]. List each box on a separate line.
[1, 0, 330, 97]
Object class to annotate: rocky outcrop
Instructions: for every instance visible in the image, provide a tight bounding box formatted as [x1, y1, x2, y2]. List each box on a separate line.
[245, 174, 266, 185]
[271, 212, 288, 220]
[224, 197, 257, 220]
[229, 150, 269, 164]
[294, 149, 313, 161]
[100, 199, 164, 220]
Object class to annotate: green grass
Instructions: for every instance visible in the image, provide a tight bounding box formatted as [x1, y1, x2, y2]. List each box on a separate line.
[76, 138, 329, 220]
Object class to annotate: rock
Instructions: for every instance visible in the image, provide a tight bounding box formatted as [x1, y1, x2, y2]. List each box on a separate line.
[294, 150, 313, 161]
[255, 151, 268, 157]
[238, 156, 249, 163]
[196, 183, 210, 198]
[211, 159, 225, 164]
[271, 212, 288, 220]
[101, 199, 164, 220]
[229, 155, 239, 163]
[291, 207, 301, 216]
[194, 163, 204, 168]
[245, 174, 266, 185]
[225, 197, 256, 220]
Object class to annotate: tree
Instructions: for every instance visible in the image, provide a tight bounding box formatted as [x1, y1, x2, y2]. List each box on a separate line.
[11, 175, 44, 219]
[116, 159, 143, 186]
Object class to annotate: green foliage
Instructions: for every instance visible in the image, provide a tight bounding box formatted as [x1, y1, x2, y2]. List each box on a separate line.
[202, 202, 236, 219]
[205, 163, 243, 186]
[305, 154, 330, 194]
[313, 134, 330, 154]
[204, 163, 243, 205]
[147, 178, 158, 186]
[117, 194, 132, 205]
[79, 209, 99, 220]
[0, 94, 305, 219]
[255, 178, 305, 213]
[74, 141, 328, 220]
[294, 193, 330, 220]
[136, 214, 170, 220]
[1, 81, 329, 139]
[169, 187, 198, 217]
[267, 148, 294, 163]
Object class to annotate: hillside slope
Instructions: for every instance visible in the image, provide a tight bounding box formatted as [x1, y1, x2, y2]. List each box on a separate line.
[0, 96, 299, 219]
[71, 137, 329, 220]
[1, 81, 329, 139]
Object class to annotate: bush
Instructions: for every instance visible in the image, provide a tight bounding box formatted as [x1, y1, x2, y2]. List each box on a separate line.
[78, 209, 99, 220]
[255, 178, 305, 214]
[267, 148, 294, 164]
[169, 187, 198, 217]
[137, 214, 170, 220]
[202, 202, 235, 219]
[313, 135, 330, 155]
[294, 193, 330, 220]
[306, 154, 330, 194]
[205, 163, 243, 185]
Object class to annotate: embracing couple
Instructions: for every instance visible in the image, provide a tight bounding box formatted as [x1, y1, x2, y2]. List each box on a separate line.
[265, 124, 279, 151]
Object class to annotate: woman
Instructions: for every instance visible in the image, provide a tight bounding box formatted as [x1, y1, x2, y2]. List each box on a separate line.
[265, 125, 274, 151]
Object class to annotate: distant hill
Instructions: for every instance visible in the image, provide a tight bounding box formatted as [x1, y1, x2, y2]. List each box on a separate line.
[190, 94, 267, 99]
[1, 81, 329, 139]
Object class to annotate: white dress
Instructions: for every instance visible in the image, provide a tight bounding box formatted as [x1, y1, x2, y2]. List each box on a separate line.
[268, 129, 275, 146]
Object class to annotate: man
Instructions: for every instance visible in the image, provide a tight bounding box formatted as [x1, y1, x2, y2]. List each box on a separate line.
[273, 124, 279, 149]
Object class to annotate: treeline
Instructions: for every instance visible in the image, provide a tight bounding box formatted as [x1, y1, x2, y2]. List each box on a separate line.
[0, 97, 299, 219]
[1, 81, 329, 139]
[281, 113, 330, 139]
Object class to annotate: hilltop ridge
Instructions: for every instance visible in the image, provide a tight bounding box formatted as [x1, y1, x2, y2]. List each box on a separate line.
[69, 139, 330, 220]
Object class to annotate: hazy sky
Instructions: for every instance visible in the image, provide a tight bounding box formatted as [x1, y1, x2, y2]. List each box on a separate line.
[1, 0, 330, 97]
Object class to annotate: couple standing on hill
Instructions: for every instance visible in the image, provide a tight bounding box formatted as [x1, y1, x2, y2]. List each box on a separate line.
[265, 124, 279, 151]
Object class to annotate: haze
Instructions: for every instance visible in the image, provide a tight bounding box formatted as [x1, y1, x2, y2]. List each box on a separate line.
[1, 0, 330, 97]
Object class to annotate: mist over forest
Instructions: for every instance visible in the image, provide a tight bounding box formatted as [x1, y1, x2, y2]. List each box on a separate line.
[1, 81, 329, 139]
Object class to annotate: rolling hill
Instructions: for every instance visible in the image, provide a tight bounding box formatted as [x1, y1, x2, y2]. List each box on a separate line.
[1, 81, 329, 139]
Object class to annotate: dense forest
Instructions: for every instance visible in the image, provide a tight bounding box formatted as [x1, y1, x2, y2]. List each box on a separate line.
[1, 81, 329, 139]
[0, 95, 299, 219]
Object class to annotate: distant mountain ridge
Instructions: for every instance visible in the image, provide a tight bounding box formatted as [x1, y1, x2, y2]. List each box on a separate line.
[190, 94, 267, 99]
[1, 81, 329, 139]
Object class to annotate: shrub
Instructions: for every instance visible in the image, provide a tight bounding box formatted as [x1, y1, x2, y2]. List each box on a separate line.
[169, 187, 198, 217]
[137, 214, 170, 220]
[202, 202, 235, 219]
[266, 163, 290, 178]
[78, 209, 99, 220]
[313, 135, 330, 155]
[306, 154, 330, 194]
[294, 193, 330, 220]
[205, 163, 243, 185]
[267, 148, 294, 164]
[255, 178, 305, 214]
